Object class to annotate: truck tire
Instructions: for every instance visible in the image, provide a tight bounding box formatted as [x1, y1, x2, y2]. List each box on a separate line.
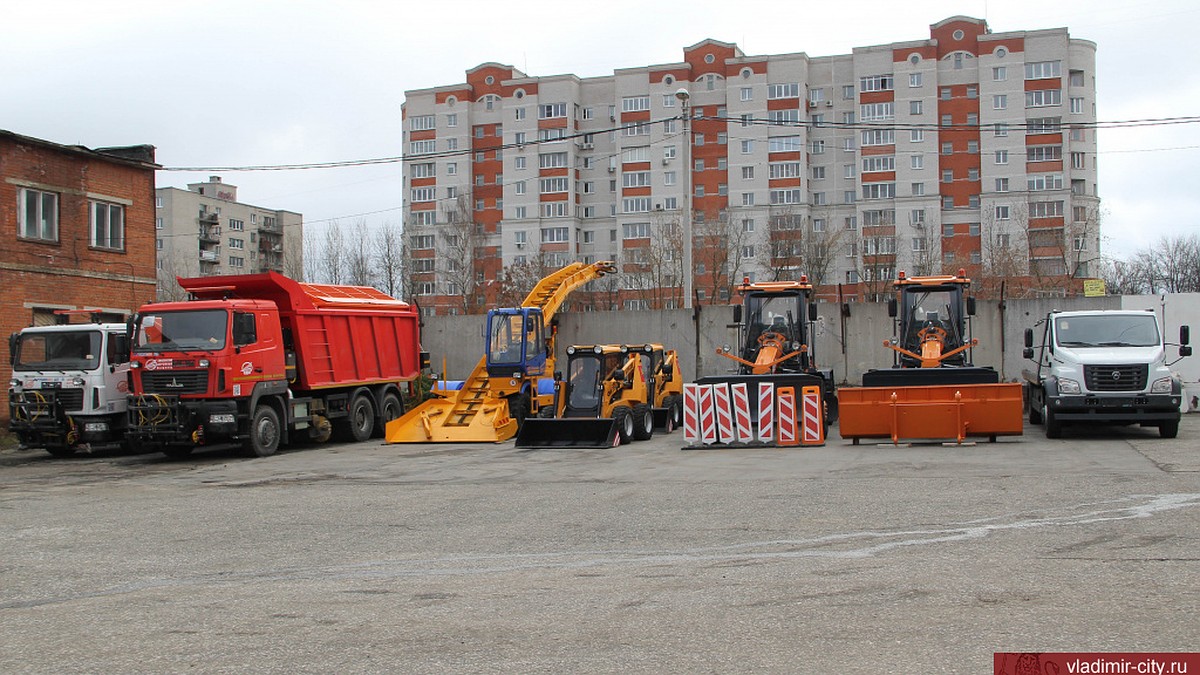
[1159, 419, 1180, 439]
[1044, 404, 1063, 439]
[1028, 400, 1043, 425]
[664, 395, 683, 430]
[337, 393, 375, 443]
[373, 392, 403, 439]
[612, 405, 634, 445]
[632, 403, 654, 441]
[245, 404, 281, 457]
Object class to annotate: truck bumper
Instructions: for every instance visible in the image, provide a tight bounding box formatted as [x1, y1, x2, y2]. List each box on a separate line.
[127, 395, 240, 446]
[1049, 394, 1181, 422]
[9, 392, 125, 451]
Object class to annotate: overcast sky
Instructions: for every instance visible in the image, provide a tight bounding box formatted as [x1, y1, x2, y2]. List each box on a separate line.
[4, 0, 1198, 257]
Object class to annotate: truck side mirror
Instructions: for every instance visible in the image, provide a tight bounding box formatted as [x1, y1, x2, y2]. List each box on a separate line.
[887, 299, 897, 318]
[732, 305, 742, 324]
[808, 302, 818, 320]
[966, 297, 976, 316]
[1181, 325, 1190, 346]
[1024, 328, 1034, 349]
[8, 332, 17, 366]
[1023, 348, 1034, 359]
[1181, 346, 1193, 358]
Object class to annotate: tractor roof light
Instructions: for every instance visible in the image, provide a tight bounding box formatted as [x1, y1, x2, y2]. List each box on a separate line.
[898, 270, 907, 280]
[593, 346, 602, 354]
[566, 346, 576, 355]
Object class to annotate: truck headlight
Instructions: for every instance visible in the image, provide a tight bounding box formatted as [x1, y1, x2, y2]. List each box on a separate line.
[209, 413, 236, 425]
[1151, 377, 1173, 394]
[84, 422, 109, 432]
[9, 379, 18, 389]
[72, 377, 86, 387]
[1058, 378, 1081, 394]
[199, 358, 211, 368]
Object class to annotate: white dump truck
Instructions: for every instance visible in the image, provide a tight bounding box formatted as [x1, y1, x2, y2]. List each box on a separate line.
[1023, 309, 1191, 438]
[8, 321, 131, 455]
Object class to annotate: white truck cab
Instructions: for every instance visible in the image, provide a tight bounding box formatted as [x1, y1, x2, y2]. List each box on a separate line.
[1023, 309, 1191, 438]
[8, 322, 131, 455]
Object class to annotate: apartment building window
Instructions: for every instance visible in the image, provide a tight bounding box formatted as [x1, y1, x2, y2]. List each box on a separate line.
[1028, 174, 1064, 191]
[862, 209, 895, 227]
[540, 177, 569, 193]
[861, 183, 895, 200]
[622, 197, 651, 213]
[446, 113, 458, 127]
[664, 145, 678, 159]
[993, 94, 1007, 110]
[860, 130, 894, 146]
[843, 111, 856, 125]
[622, 171, 651, 188]
[663, 197, 678, 210]
[911, 154, 924, 170]
[1070, 97, 1084, 114]
[812, 218, 826, 233]
[770, 189, 802, 205]
[860, 102, 894, 121]
[995, 233, 1011, 248]
[910, 129, 924, 142]
[941, 142, 953, 155]
[1029, 201, 1064, 218]
[742, 193, 755, 206]
[810, 140, 826, 154]
[623, 146, 650, 163]
[447, 162, 458, 175]
[911, 183, 925, 196]
[663, 171, 677, 186]
[940, 87, 952, 100]
[740, 87, 753, 101]
[155, 217, 163, 229]
[996, 177, 1010, 192]
[228, 237, 245, 250]
[811, 166, 826, 180]
[969, 222, 980, 236]
[910, 100, 923, 115]
[1025, 61, 1062, 80]
[1069, 70, 1085, 87]
[967, 86, 978, 99]
[622, 222, 650, 239]
[994, 123, 1009, 137]
[88, 201, 124, 250]
[909, 73, 922, 87]
[862, 156, 895, 173]
[540, 227, 569, 243]
[409, 140, 436, 155]
[741, 218, 755, 233]
[410, 115, 435, 131]
[968, 168, 979, 181]
[842, 85, 855, 99]
[942, 169, 954, 184]
[943, 196, 955, 209]
[446, 138, 458, 150]
[944, 223, 955, 237]
[769, 136, 801, 152]
[1026, 89, 1062, 108]
[993, 66, 1006, 81]
[995, 205, 1011, 220]
[411, 163, 435, 178]
[539, 102, 567, 118]
[845, 216, 858, 230]
[230, 256, 244, 269]
[741, 166, 754, 180]
[694, 159, 704, 172]
[622, 96, 650, 112]
[910, 210, 925, 226]
[514, 181, 526, 195]
[1027, 145, 1062, 162]
[811, 192, 827, 205]
[767, 83, 800, 99]
[859, 74, 894, 92]
[1072, 152, 1086, 170]
[941, 113, 953, 128]
[411, 187, 436, 202]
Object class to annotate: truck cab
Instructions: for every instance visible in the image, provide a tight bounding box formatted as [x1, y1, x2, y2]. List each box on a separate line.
[1023, 309, 1191, 438]
[8, 322, 130, 455]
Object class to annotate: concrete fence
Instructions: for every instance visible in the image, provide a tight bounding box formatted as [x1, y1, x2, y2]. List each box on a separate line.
[420, 293, 1200, 409]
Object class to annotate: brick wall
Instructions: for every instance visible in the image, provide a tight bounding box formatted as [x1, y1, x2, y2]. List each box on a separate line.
[1, 133, 159, 424]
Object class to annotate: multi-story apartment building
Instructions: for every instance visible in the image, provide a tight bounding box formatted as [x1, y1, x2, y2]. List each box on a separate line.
[1, 130, 159, 422]
[155, 176, 304, 298]
[402, 16, 1099, 314]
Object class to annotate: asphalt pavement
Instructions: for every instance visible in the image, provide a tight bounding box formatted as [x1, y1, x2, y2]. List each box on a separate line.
[1, 418, 1197, 673]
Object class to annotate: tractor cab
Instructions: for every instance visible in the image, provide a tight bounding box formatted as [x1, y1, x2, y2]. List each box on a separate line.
[726, 279, 817, 375]
[484, 307, 548, 379]
[561, 345, 630, 418]
[890, 275, 974, 368]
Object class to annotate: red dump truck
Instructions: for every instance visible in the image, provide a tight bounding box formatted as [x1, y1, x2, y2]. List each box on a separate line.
[126, 272, 424, 458]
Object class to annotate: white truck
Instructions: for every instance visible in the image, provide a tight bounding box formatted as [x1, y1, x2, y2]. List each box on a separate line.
[8, 321, 131, 456]
[1023, 309, 1191, 438]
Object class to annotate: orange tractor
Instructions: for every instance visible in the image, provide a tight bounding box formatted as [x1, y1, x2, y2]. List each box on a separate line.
[837, 271, 1023, 444]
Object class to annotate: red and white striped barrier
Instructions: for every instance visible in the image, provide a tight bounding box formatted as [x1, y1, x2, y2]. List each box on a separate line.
[682, 383, 700, 444]
[757, 383, 775, 444]
[713, 383, 734, 443]
[801, 385, 825, 446]
[777, 386, 799, 446]
[730, 382, 754, 444]
[698, 384, 718, 445]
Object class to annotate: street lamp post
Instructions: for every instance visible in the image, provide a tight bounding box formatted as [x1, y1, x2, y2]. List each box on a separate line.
[675, 88, 693, 310]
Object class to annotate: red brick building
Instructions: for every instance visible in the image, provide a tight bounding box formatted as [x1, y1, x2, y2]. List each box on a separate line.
[1, 130, 159, 423]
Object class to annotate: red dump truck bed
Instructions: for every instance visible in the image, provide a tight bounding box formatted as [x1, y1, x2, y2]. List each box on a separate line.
[179, 272, 421, 391]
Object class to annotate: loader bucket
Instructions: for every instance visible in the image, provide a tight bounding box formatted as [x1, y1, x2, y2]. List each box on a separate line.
[514, 418, 621, 449]
[384, 396, 517, 444]
[837, 381, 1023, 445]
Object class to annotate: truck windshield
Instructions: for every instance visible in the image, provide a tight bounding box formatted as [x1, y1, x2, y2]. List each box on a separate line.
[566, 354, 603, 411]
[1055, 314, 1160, 348]
[133, 310, 228, 353]
[745, 293, 801, 340]
[13, 331, 102, 371]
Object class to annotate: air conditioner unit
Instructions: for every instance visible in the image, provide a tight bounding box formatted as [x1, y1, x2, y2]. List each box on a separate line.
[607, 167, 615, 173]
[824, 101, 833, 107]
[581, 142, 594, 150]
[516, 242, 525, 249]
[662, 158, 671, 166]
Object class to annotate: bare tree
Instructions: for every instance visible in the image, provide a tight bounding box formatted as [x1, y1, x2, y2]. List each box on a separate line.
[977, 204, 1030, 299]
[1097, 255, 1150, 295]
[1142, 233, 1200, 293]
[282, 225, 305, 281]
[345, 219, 374, 287]
[440, 196, 486, 313]
[318, 221, 347, 285]
[693, 207, 755, 303]
[373, 219, 405, 298]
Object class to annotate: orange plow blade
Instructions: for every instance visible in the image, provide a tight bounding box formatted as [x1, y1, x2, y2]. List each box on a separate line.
[837, 382, 1023, 445]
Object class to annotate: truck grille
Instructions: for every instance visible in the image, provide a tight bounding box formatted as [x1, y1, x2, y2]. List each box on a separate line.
[55, 388, 84, 412]
[1084, 364, 1148, 392]
[141, 370, 208, 395]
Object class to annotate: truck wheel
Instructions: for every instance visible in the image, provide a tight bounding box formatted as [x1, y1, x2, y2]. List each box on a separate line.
[245, 405, 281, 457]
[1044, 405, 1063, 439]
[612, 406, 635, 445]
[337, 393, 375, 443]
[1159, 419, 1180, 439]
[664, 395, 683, 430]
[1028, 395, 1043, 424]
[373, 392, 403, 439]
[632, 403, 654, 441]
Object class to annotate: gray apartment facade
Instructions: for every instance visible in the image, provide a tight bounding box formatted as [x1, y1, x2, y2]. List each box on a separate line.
[155, 176, 304, 298]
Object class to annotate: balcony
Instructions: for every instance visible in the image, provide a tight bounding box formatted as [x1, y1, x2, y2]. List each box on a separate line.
[199, 250, 219, 262]
[198, 225, 221, 243]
